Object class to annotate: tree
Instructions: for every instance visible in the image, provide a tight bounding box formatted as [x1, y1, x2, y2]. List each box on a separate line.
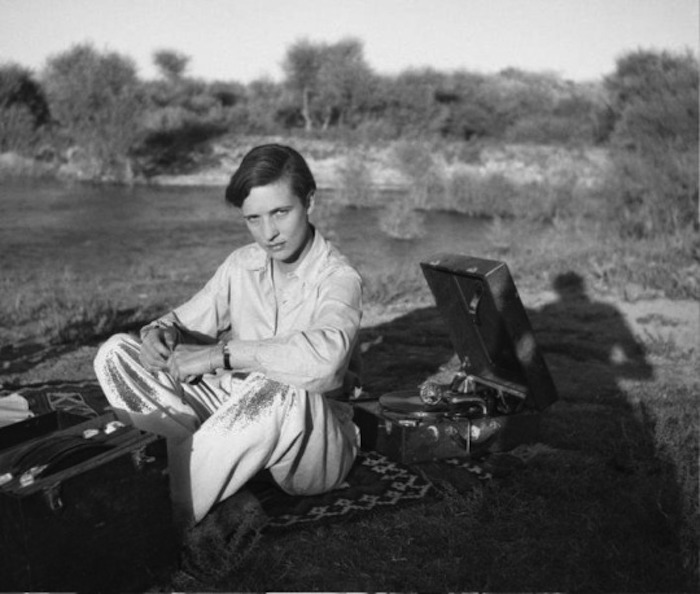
[282, 37, 374, 131]
[42, 43, 144, 180]
[0, 64, 50, 125]
[373, 68, 447, 137]
[315, 38, 373, 129]
[604, 49, 699, 235]
[153, 49, 190, 81]
[438, 70, 497, 139]
[282, 39, 323, 131]
[606, 49, 698, 153]
[0, 63, 51, 152]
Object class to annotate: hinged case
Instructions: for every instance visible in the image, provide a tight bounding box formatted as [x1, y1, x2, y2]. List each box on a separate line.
[0, 412, 177, 592]
[354, 254, 558, 464]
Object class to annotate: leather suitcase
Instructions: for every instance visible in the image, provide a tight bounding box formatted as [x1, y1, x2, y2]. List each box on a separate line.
[0, 411, 177, 592]
[354, 254, 558, 464]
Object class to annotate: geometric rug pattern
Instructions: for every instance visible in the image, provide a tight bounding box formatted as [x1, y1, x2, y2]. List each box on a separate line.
[0, 380, 110, 419]
[249, 449, 434, 530]
[1, 381, 511, 531]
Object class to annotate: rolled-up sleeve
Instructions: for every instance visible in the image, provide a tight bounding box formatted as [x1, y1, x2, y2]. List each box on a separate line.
[230, 270, 362, 393]
[142, 257, 233, 342]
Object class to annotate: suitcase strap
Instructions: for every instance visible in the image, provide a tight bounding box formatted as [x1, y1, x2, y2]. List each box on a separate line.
[11, 435, 114, 477]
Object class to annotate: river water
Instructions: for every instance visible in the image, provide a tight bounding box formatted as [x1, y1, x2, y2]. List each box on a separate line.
[0, 181, 488, 280]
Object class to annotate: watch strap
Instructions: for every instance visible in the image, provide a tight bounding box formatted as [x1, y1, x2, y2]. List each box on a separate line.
[222, 343, 232, 370]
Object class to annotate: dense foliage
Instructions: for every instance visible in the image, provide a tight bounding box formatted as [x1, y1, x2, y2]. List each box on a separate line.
[604, 49, 699, 237]
[0, 64, 51, 153]
[0, 41, 697, 235]
[42, 44, 145, 180]
[0, 39, 609, 160]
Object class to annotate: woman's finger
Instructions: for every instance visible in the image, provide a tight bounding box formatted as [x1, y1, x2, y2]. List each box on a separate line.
[147, 334, 171, 359]
[167, 355, 182, 380]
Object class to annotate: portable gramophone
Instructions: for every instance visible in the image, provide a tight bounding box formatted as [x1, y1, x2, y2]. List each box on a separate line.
[353, 254, 558, 464]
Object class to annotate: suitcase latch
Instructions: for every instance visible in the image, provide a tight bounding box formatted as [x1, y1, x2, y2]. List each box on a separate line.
[42, 482, 63, 513]
[444, 419, 471, 454]
[131, 446, 156, 470]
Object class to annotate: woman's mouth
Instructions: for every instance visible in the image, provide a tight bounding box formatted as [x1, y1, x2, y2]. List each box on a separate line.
[268, 242, 286, 252]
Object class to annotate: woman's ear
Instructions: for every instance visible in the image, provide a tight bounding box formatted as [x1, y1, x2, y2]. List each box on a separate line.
[306, 191, 316, 215]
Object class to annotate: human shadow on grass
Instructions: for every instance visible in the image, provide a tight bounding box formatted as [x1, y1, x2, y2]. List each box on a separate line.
[354, 272, 693, 591]
[530, 271, 653, 393]
[520, 271, 689, 591]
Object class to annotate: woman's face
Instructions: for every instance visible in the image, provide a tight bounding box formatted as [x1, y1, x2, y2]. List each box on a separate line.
[241, 179, 315, 269]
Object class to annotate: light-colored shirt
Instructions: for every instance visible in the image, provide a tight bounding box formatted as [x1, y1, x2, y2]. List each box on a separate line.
[145, 228, 363, 394]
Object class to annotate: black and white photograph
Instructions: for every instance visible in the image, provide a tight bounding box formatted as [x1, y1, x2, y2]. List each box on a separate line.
[0, 0, 698, 591]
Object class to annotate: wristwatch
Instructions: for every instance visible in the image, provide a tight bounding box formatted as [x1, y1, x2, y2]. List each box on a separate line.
[222, 343, 232, 370]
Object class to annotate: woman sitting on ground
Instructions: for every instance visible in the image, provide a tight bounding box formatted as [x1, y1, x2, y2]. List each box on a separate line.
[94, 144, 363, 528]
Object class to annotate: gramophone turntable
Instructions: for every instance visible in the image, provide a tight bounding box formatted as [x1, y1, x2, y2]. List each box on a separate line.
[353, 254, 558, 464]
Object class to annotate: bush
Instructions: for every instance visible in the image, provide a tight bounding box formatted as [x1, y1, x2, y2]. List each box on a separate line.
[505, 114, 594, 145]
[42, 44, 145, 180]
[391, 140, 443, 209]
[134, 110, 228, 175]
[0, 105, 40, 153]
[335, 151, 375, 206]
[378, 199, 426, 240]
[605, 149, 698, 237]
[442, 171, 519, 216]
[0, 64, 51, 153]
[604, 49, 699, 237]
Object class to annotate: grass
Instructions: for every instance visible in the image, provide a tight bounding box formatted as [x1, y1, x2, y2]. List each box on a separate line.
[361, 261, 430, 305]
[1, 139, 698, 591]
[642, 384, 700, 579]
[0, 269, 165, 347]
[489, 217, 699, 300]
[164, 396, 696, 591]
[161, 206, 696, 590]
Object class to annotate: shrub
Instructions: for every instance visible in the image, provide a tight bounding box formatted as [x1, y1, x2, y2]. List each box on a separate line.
[335, 151, 375, 206]
[134, 112, 227, 175]
[378, 199, 426, 240]
[442, 171, 519, 216]
[42, 44, 145, 181]
[391, 140, 443, 209]
[0, 64, 51, 153]
[505, 114, 592, 145]
[604, 49, 699, 237]
[0, 105, 40, 154]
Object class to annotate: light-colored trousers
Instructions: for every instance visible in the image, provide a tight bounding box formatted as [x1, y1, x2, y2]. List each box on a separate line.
[93, 333, 359, 523]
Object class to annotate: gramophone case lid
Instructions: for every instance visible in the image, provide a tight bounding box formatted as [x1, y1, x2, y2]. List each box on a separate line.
[420, 254, 558, 411]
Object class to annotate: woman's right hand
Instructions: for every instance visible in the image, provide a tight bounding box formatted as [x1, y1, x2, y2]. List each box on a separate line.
[140, 326, 179, 372]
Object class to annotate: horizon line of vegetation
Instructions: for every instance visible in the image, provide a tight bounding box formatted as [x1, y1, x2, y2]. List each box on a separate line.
[0, 38, 698, 240]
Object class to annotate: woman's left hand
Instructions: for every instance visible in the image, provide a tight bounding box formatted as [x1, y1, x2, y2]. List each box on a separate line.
[166, 344, 220, 382]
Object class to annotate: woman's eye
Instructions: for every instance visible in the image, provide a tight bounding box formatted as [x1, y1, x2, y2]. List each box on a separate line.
[275, 210, 289, 218]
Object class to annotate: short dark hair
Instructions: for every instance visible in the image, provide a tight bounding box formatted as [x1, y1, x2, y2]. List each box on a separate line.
[225, 144, 316, 207]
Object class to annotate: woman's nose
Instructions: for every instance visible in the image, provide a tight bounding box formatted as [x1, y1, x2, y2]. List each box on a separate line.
[262, 218, 279, 241]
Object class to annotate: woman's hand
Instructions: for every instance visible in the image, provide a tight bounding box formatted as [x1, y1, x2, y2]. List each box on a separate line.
[166, 344, 222, 382]
[140, 326, 180, 372]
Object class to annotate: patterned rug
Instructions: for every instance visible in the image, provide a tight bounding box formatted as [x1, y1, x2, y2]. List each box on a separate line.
[248, 449, 434, 530]
[0, 381, 437, 529]
[0, 381, 522, 530]
[0, 380, 111, 420]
